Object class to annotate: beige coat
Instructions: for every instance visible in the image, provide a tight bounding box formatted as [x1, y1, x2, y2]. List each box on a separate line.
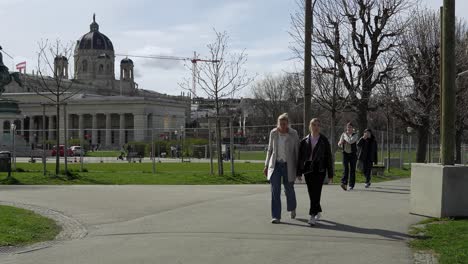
[265, 127, 300, 182]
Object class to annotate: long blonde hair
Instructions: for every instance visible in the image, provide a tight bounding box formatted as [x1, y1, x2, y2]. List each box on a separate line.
[309, 118, 320, 132]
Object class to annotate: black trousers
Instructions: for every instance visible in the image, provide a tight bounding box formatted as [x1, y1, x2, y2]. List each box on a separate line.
[362, 160, 373, 184]
[341, 152, 357, 187]
[304, 171, 326, 216]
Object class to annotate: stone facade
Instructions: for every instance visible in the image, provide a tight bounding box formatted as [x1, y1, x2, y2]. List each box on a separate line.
[1, 15, 189, 148]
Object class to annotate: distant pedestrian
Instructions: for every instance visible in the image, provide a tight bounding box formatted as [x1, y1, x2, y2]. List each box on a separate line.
[297, 118, 334, 226]
[264, 113, 300, 224]
[338, 122, 358, 191]
[357, 129, 378, 188]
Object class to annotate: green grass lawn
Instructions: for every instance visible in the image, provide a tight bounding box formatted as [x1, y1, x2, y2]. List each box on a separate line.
[0, 162, 410, 185]
[410, 219, 468, 264]
[237, 150, 424, 163]
[85, 151, 121, 157]
[0, 205, 60, 247]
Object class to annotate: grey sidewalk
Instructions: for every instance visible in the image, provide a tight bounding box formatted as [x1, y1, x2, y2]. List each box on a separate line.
[0, 179, 422, 264]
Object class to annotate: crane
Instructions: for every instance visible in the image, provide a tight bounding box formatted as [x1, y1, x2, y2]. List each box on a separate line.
[115, 51, 219, 97]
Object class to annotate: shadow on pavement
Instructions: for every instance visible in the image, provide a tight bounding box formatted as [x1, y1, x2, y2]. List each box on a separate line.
[354, 189, 410, 195]
[295, 218, 412, 241]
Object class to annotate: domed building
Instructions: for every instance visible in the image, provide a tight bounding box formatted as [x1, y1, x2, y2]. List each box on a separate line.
[74, 15, 115, 83]
[1, 15, 190, 150]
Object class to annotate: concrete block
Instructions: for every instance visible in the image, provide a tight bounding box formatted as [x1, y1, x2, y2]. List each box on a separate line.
[384, 158, 403, 169]
[411, 163, 468, 218]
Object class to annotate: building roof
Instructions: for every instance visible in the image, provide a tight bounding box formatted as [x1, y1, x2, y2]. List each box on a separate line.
[77, 14, 114, 51]
[121, 57, 134, 64]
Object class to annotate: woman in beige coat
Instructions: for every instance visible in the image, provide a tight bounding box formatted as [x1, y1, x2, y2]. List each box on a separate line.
[264, 113, 300, 224]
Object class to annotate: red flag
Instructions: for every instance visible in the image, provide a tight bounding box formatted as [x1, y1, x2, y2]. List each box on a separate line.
[16, 61, 26, 73]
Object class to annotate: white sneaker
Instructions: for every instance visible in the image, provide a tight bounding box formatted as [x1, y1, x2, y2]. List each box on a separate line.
[365, 183, 371, 188]
[308, 216, 316, 226]
[315, 213, 322, 221]
[290, 210, 296, 219]
[271, 218, 280, 224]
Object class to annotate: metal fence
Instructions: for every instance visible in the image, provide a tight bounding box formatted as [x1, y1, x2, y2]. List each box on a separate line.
[1, 125, 467, 177]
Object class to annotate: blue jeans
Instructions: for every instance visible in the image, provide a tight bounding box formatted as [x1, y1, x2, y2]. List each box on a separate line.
[270, 162, 297, 219]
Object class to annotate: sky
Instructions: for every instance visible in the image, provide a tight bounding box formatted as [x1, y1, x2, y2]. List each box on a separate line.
[1, 0, 467, 97]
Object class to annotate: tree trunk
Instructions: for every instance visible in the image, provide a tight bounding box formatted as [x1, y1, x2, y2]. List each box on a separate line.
[357, 104, 368, 136]
[455, 129, 463, 164]
[215, 95, 223, 176]
[216, 118, 223, 176]
[330, 109, 337, 156]
[55, 102, 60, 176]
[416, 126, 429, 163]
[303, 0, 312, 136]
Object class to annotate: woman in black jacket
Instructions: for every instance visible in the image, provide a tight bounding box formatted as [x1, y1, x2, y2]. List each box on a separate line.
[297, 118, 334, 226]
[357, 129, 378, 188]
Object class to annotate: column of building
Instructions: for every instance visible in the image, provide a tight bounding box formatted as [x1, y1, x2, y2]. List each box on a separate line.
[105, 113, 112, 146]
[119, 114, 125, 146]
[48, 115, 55, 141]
[133, 114, 147, 142]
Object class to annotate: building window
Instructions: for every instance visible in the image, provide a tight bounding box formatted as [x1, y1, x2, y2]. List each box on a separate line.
[106, 63, 111, 73]
[99, 64, 104, 74]
[82, 60, 88, 73]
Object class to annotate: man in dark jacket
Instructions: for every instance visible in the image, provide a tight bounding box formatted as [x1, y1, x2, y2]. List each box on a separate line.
[297, 118, 334, 226]
[357, 129, 378, 188]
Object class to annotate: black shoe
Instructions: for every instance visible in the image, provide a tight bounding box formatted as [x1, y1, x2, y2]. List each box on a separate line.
[365, 183, 371, 188]
[340, 183, 347, 191]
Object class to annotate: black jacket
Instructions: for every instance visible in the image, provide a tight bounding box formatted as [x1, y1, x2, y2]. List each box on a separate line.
[357, 137, 378, 164]
[297, 133, 334, 177]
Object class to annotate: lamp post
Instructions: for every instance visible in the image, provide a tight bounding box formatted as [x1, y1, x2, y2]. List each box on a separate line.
[407, 127, 413, 166]
[174, 130, 178, 159]
[429, 128, 435, 163]
[181, 125, 185, 162]
[10, 123, 16, 172]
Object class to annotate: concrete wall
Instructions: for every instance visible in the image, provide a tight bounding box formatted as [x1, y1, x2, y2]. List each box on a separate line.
[411, 163, 468, 218]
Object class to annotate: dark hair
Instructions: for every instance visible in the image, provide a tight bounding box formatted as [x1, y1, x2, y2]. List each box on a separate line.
[347, 122, 354, 127]
[364, 128, 375, 140]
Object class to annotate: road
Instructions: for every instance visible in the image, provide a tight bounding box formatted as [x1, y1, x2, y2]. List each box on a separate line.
[0, 179, 422, 264]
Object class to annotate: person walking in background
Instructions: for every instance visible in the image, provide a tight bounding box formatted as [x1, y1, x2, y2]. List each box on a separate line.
[357, 129, 378, 188]
[297, 118, 334, 226]
[338, 122, 358, 191]
[264, 113, 300, 224]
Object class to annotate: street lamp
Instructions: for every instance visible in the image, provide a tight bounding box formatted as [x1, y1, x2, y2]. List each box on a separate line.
[180, 125, 185, 162]
[429, 127, 436, 163]
[10, 123, 16, 172]
[407, 127, 413, 166]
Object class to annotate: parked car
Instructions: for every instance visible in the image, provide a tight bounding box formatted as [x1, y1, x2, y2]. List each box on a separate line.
[70, 146, 85, 156]
[51, 145, 74, 157]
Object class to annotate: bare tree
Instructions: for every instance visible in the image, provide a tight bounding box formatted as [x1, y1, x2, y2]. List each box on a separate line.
[291, 0, 413, 134]
[182, 30, 253, 176]
[312, 68, 348, 154]
[395, 9, 468, 163]
[23, 39, 81, 177]
[455, 30, 468, 164]
[394, 9, 440, 163]
[251, 73, 302, 125]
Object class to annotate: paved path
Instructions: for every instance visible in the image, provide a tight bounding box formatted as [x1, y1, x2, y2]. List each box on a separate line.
[0, 179, 422, 264]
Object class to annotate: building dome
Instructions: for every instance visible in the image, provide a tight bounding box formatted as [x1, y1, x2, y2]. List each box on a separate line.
[77, 14, 114, 51]
[120, 57, 133, 64]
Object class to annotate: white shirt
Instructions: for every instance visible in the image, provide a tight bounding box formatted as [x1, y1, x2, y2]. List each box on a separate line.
[340, 132, 358, 153]
[277, 133, 288, 162]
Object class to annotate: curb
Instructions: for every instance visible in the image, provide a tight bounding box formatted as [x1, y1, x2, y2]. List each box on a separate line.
[0, 201, 88, 255]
